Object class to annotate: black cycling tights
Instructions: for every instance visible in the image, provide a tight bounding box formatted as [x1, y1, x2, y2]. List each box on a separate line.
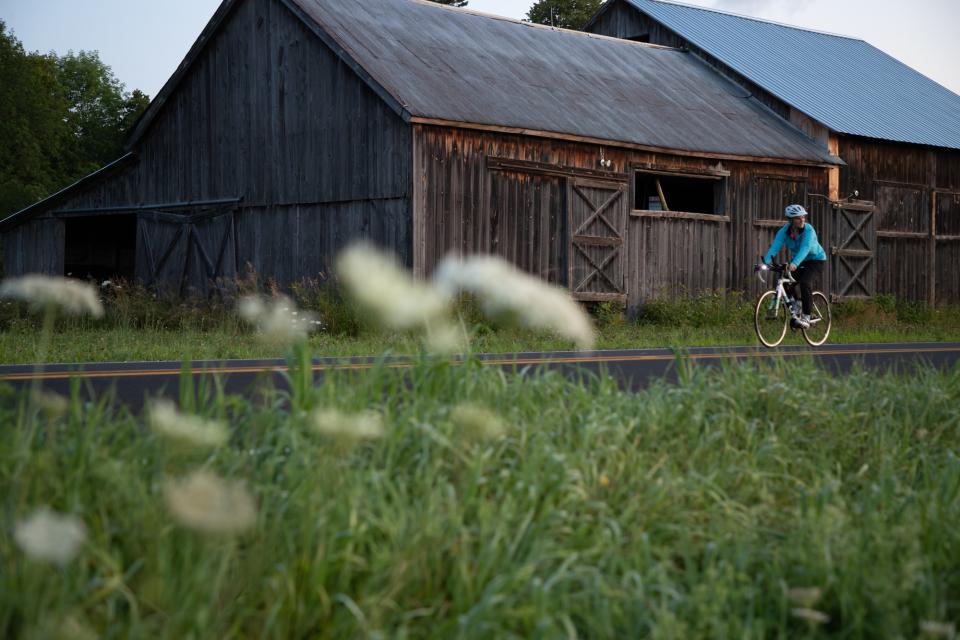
[794, 260, 825, 315]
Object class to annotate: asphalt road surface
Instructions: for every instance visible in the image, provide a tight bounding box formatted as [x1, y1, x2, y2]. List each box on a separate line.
[2, 342, 958, 411]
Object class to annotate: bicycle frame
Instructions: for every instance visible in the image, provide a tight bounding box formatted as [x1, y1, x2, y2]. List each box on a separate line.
[758, 264, 799, 315]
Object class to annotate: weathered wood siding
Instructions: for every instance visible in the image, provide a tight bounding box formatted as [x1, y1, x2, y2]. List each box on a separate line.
[3, 218, 64, 276]
[4, 0, 412, 285]
[412, 125, 829, 311]
[839, 136, 960, 303]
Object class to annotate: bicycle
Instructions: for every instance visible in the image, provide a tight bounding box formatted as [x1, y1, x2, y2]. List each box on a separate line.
[753, 262, 832, 347]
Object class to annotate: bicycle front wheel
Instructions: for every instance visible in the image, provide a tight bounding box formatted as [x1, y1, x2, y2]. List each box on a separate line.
[802, 291, 832, 346]
[755, 290, 788, 347]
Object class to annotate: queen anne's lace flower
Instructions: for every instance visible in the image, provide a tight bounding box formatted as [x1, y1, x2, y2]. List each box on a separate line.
[0, 275, 104, 317]
[311, 408, 385, 441]
[239, 295, 319, 344]
[14, 507, 87, 565]
[337, 244, 449, 330]
[450, 403, 508, 441]
[149, 400, 228, 449]
[164, 471, 257, 535]
[433, 255, 595, 350]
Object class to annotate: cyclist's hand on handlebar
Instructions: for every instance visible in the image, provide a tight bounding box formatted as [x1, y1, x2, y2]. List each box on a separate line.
[787, 263, 797, 272]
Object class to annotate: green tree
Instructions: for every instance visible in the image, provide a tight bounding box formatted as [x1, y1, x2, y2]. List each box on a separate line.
[0, 21, 68, 217]
[526, 0, 603, 29]
[0, 24, 150, 218]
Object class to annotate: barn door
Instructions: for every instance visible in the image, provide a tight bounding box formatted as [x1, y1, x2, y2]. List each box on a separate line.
[136, 212, 189, 293]
[136, 209, 237, 296]
[567, 179, 628, 303]
[830, 200, 876, 301]
[188, 212, 237, 297]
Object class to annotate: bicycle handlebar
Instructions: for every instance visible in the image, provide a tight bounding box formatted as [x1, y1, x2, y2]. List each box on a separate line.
[754, 261, 796, 283]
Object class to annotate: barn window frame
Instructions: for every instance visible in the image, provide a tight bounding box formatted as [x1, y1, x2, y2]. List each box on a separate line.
[630, 167, 730, 223]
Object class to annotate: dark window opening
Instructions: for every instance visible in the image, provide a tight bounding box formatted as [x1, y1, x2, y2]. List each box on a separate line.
[628, 33, 650, 43]
[63, 215, 137, 282]
[634, 172, 721, 214]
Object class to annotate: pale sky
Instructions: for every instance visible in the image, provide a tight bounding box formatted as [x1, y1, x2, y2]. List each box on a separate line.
[2, 0, 958, 98]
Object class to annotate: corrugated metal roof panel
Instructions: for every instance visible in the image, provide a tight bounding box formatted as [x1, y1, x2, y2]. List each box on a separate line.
[290, 0, 838, 164]
[623, 0, 960, 150]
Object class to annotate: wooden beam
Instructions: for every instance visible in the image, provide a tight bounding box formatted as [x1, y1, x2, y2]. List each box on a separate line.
[654, 179, 670, 212]
[631, 163, 729, 178]
[572, 292, 627, 303]
[753, 219, 786, 228]
[410, 118, 841, 168]
[877, 230, 927, 239]
[486, 157, 627, 182]
[929, 189, 937, 306]
[632, 210, 730, 223]
[572, 235, 622, 247]
[831, 248, 872, 258]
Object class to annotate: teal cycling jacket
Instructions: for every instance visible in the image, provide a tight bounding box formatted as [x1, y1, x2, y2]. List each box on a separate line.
[764, 223, 827, 266]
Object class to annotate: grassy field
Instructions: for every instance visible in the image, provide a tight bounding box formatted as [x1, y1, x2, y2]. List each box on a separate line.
[2, 311, 959, 365]
[3, 355, 959, 638]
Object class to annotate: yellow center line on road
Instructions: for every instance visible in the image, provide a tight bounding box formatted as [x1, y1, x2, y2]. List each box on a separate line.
[2, 345, 958, 382]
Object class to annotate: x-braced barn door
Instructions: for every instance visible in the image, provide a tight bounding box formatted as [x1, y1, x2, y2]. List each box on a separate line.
[830, 200, 876, 301]
[567, 179, 628, 303]
[136, 209, 237, 297]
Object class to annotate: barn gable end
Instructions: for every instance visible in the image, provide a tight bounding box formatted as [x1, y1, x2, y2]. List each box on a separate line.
[2, 0, 413, 291]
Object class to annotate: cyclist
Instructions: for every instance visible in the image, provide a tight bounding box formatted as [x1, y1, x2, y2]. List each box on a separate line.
[763, 204, 827, 328]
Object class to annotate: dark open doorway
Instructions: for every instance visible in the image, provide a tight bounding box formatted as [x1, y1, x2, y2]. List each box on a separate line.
[63, 215, 137, 282]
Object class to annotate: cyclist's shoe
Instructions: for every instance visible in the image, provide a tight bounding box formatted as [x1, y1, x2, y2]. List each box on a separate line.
[797, 314, 811, 329]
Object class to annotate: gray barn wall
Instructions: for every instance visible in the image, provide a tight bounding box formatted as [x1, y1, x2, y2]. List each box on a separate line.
[5, 0, 412, 285]
[3, 218, 64, 276]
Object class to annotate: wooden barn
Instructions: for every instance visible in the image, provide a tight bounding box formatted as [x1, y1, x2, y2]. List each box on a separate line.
[586, 0, 960, 305]
[0, 0, 840, 311]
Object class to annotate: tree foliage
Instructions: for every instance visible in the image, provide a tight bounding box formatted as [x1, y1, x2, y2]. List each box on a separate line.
[525, 0, 603, 30]
[0, 21, 150, 217]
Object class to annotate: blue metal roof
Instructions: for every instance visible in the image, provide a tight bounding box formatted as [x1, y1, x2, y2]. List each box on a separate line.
[622, 0, 960, 150]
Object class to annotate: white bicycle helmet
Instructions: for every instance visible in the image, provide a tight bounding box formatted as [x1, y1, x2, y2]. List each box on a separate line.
[785, 204, 808, 218]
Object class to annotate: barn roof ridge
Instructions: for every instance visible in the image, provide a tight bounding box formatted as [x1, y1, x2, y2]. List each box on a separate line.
[402, 0, 683, 51]
[620, 0, 861, 41]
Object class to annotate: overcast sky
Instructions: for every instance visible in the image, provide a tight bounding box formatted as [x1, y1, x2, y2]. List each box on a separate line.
[2, 0, 958, 98]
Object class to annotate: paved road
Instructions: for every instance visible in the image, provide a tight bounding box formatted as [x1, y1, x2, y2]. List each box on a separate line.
[2, 342, 958, 410]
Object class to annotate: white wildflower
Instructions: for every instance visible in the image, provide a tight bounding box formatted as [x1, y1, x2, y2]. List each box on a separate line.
[311, 408, 385, 441]
[32, 390, 69, 419]
[433, 255, 595, 350]
[0, 275, 104, 317]
[149, 399, 228, 449]
[787, 586, 823, 607]
[164, 471, 257, 535]
[425, 320, 468, 355]
[791, 608, 829, 625]
[920, 621, 956, 637]
[336, 243, 449, 330]
[14, 507, 87, 565]
[450, 403, 508, 441]
[239, 295, 318, 344]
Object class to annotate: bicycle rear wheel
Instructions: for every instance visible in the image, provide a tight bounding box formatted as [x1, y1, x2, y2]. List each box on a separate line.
[755, 290, 788, 347]
[802, 291, 832, 346]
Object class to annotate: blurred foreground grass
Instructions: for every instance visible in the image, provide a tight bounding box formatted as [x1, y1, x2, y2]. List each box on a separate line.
[2, 356, 959, 638]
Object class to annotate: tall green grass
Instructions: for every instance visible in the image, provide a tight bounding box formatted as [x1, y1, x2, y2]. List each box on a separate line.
[3, 357, 959, 638]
